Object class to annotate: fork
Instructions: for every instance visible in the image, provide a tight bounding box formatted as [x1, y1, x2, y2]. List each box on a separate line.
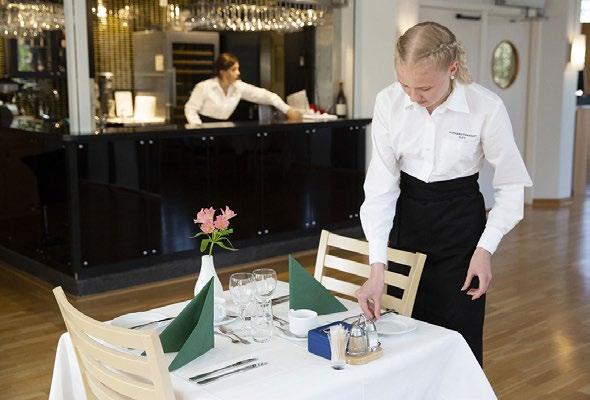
[214, 330, 240, 343]
[273, 315, 288, 326]
[219, 325, 250, 344]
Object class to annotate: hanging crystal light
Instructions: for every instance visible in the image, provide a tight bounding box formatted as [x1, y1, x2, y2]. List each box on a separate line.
[0, 1, 65, 38]
[183, 0, 327, 33]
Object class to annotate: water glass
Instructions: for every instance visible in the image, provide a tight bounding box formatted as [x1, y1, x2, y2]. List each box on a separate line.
[252, 268, 277, 303]
[251, 301, 273, 343]
[229, 272, 254, 334]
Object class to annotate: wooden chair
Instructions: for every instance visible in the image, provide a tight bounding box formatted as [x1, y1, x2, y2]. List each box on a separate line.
[314, 230, 427, 317]
[52, 287, 175, 400]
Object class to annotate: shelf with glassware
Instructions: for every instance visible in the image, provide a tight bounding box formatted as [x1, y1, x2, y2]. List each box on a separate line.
[6, 30, 66, 80]
[1, 30, 68, 131]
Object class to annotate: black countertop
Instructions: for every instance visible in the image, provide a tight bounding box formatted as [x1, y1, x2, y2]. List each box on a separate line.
[2, 118, 372, 142]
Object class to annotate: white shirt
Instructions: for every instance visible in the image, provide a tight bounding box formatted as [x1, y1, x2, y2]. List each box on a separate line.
[184, 78, 291, 124]
[360, 81, 533, 265]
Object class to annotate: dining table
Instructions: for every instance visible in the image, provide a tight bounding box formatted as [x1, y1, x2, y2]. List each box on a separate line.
[49, 281, 497, 400]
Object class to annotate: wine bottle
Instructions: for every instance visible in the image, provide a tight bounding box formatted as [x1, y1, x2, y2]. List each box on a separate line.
[336, 82, 347, 118]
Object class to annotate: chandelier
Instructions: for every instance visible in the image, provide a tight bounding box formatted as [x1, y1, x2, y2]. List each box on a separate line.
[0, 1, 65, 38]
[183, 0, 327, 33]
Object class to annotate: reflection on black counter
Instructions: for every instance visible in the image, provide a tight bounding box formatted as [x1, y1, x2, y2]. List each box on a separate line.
[0, 118, 370, 294]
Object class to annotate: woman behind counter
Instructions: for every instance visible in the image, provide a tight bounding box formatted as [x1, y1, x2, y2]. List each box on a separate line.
[184, 52, 302, 124]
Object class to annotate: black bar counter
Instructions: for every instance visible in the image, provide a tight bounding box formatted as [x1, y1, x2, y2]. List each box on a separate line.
[0, 118, 371, 294]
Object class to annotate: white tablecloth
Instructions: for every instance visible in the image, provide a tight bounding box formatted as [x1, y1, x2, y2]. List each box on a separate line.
[49, 282, 496, 400]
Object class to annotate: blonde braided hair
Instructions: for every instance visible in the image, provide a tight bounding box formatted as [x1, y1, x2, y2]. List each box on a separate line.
[396, 21, 472, 84]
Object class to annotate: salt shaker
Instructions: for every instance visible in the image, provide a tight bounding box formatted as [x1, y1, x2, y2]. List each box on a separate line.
[346, 314, 368, 356]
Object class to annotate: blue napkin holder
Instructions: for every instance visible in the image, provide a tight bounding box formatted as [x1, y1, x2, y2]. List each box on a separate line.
[307, 321, 351, 360]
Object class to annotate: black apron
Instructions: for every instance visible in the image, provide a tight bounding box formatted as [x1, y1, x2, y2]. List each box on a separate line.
[199, 114, 227, 123]
[388, 171, 487, 365]
[199, 100, 251, 123]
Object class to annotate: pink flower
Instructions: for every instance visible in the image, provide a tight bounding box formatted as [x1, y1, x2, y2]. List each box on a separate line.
[221, 206, 237, 220]
[200, 220, 215, 234]
[214, 215, 229, 230]
[194, 207, 215, 224]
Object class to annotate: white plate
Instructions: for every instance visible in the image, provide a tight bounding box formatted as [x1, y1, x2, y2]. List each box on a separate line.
[375, 318, 417, 335]
[110, 311, 172, 329]
[276, 326, 307, 341]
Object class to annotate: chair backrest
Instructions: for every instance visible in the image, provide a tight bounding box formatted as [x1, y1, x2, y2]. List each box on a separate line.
[313, 230, 427, 317]
[53, 287, 175, 400]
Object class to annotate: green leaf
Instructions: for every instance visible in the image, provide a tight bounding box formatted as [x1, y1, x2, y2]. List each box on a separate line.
[223, 237, 236, 249]
[200, 239, 210, 253]
[216, 241, 237, 251]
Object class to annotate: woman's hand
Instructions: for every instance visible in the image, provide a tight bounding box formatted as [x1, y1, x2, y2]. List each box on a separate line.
[286, 108, 303, 121]
[461, 247, 492, 300]
[355, 263, 386, 320]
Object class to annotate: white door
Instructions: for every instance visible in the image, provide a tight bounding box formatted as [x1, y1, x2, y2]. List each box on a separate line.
[418, 7, 482, 81]
[419, 6, 530, 208]
[480, 16, 529, 152]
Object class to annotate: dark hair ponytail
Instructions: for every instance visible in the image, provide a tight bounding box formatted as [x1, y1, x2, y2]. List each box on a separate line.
[215, 53, 239, 77]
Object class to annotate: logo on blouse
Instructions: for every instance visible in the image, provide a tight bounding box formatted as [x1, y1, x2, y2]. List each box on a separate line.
[449, 130, 477, 139]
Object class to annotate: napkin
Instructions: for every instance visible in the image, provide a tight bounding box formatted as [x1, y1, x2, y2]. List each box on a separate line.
[159, 278, 214, 371]
[289, 255, 347, 315]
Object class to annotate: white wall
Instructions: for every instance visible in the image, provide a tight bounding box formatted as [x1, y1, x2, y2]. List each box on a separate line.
[352, 0, 418, 167]
[64, 0, 94, 134]
[339, 1, 355, 114]
[352, 0, 420, 117]
[531, 0, 581, 199]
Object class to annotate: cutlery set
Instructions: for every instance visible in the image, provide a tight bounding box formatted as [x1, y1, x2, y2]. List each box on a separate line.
[189, 358, 267, 384]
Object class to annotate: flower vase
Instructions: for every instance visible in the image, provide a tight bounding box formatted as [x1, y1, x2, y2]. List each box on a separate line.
[194, 255, 223, 298]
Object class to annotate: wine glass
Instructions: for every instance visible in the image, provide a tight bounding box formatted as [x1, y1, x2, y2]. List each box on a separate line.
[252, 268, 277, 304]
[229, 272, 254, 333]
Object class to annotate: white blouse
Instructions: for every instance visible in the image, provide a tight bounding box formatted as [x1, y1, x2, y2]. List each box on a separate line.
[184, 78, 291, 124]
[360, 81, 533, 265]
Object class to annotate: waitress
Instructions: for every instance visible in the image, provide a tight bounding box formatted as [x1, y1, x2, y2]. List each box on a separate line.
[355, 21, 532, 365]
[185, 52, 302, 124]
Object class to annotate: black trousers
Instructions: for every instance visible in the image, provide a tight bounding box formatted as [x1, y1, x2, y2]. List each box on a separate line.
[388, 171, 487, 365]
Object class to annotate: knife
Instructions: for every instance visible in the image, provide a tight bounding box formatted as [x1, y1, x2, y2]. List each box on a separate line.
[342, 309, 397, 323]
[129, 317, 174, 330]
[271, 295, 289, 305]
[189, 357, 258, 381]
[195, 362, 268, 385]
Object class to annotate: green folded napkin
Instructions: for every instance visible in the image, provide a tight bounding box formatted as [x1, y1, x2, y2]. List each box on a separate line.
[288, 255, 347, 315]
[159, 278, 214, 371]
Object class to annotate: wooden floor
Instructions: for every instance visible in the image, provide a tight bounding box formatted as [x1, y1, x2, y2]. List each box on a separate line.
[1, 192, 590, 399]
